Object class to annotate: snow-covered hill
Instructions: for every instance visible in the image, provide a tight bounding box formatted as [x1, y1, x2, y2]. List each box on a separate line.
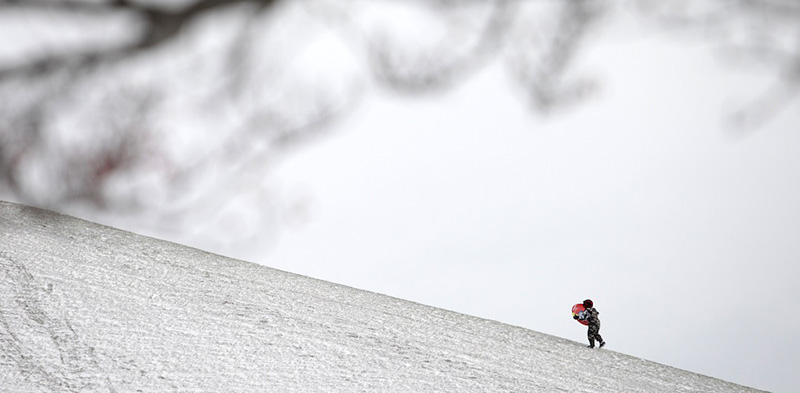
[1, 201, 764, 392]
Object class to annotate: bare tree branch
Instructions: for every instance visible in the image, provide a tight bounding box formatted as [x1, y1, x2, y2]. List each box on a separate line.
[507, 0, 606, 111]
[1, 0, 796, 245]
[0, 0, 280, 80]
[366, 0, 519, 92]
[636, 0, 800, 132]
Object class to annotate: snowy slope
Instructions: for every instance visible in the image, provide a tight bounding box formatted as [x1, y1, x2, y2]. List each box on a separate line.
[1, 201, 764, 392]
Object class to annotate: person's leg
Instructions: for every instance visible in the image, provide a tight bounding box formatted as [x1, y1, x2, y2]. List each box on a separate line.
[594, 324, 605, 347]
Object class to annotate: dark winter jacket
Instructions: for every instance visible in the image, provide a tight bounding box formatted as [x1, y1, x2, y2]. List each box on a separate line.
[579, 307, 600, 326]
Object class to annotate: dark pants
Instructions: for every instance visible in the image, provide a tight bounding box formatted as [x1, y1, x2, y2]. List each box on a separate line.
[588, 323, 603, 347]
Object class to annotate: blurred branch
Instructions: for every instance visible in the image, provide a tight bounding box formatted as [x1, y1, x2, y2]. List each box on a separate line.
[508, 0, 606, 112]
[0, 0, 279, 80]
[728, 78, 800, 135]
[365, 0, 519, 92]
[636, 0, 800, 132]
[1, 0, 797, 245]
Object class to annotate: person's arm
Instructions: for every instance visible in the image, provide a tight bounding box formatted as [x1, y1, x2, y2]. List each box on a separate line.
[587, 308, 598, 324]
[574, 310, 589, 320]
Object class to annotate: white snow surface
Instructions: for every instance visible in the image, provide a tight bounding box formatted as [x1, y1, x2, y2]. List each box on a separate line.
[1, 201, 764, 392]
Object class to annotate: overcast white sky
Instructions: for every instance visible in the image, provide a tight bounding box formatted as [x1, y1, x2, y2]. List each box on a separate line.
[3, 3, 797, 392]
[206, 22, 800, 392]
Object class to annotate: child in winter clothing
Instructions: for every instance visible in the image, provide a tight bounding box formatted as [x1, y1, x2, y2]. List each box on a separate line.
[574, 299, 605, 348]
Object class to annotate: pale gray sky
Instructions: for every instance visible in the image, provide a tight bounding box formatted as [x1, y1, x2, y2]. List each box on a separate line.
[3, 2, 798, 392]
[215, 24, 800, 392]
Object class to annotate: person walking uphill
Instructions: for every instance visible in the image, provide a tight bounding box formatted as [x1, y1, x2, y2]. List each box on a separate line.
[574, 299, 606, 348]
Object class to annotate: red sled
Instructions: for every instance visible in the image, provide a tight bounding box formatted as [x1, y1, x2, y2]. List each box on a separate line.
[572, 303, 588, 326]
